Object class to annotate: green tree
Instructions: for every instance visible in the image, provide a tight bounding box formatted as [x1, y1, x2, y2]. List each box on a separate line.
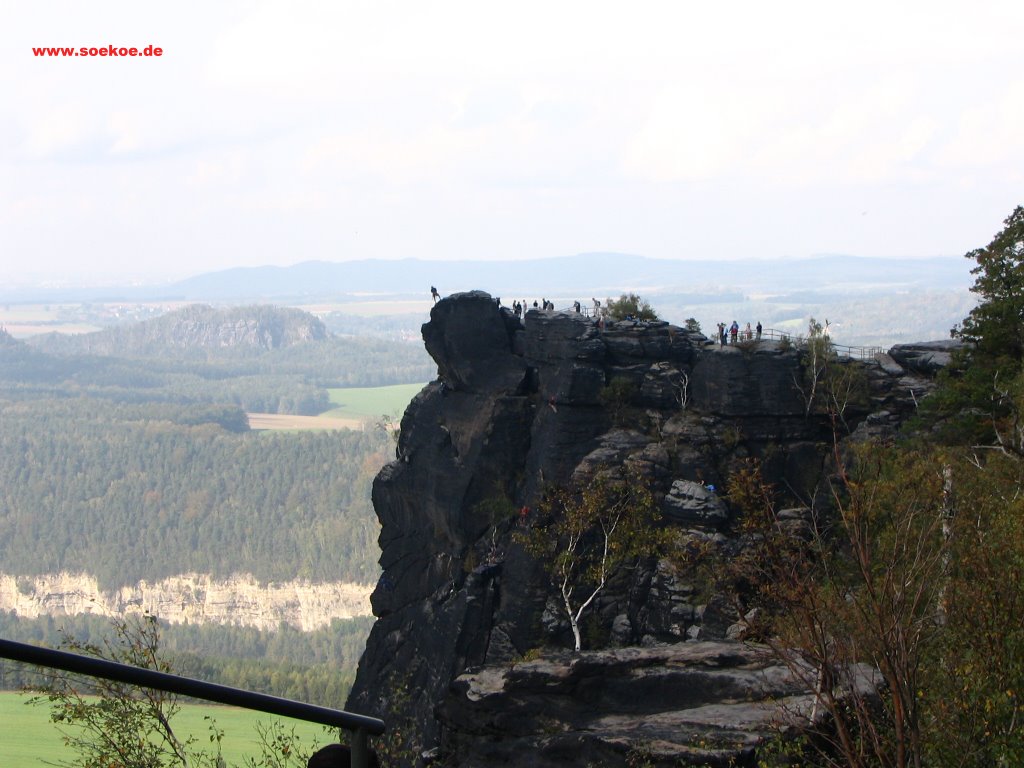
[956, 206, 1024, 361]
[520, 472, 662, 652]
[794, 317, 833, 416]
[28, 615, 321, 768]
[936, 205, 1024, 448]
[922, 451, 1024, 766]
[605, 293, 659, 322]
[714, 449, 949, 768]
[29, 615, 203, 768]
[789, 317, 868, 424]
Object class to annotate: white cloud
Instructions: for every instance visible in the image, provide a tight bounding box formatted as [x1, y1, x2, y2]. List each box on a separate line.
[24, 103, 98, 157]
[936, 80, 1024, 178]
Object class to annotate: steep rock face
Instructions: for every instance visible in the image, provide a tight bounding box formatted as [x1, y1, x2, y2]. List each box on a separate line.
[0, 573, 372, 631]
[346, 293, 932, 763]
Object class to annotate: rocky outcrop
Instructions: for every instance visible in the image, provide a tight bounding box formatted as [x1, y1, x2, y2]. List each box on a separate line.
[346, 293, 938, 764]
[438, 642, 878, 767]
[888, 340, 964, 375]
[28, 304, 328, 357]
[0, 573, 372, 631]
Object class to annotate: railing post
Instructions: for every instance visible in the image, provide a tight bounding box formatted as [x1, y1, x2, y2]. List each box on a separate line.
[351, 727, 368, 768]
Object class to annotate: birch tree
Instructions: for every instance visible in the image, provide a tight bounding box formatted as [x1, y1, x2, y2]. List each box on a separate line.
[521, 473, 661, 652]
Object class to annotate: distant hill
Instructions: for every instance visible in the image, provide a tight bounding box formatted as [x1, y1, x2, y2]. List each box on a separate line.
[28, 304, 328, 357]
[0, 253, 972, 304]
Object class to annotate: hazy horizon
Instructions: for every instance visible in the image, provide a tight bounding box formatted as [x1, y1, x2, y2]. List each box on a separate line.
[0, 251, 973, 297]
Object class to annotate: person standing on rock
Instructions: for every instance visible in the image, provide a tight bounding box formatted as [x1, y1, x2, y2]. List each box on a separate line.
[431, 286, 440, 303]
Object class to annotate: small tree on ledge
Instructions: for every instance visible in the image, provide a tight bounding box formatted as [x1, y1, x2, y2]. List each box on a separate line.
[519, 472, 662, 652]
[605, 293, 659, 322]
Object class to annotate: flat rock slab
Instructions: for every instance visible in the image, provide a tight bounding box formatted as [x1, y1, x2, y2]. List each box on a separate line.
[439, 641, 818, 767]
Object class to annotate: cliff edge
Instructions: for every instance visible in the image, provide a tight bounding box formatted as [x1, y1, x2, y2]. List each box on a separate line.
[347, 291, 941, 766]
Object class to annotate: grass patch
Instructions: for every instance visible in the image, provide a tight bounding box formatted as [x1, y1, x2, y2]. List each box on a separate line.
[323, 383, 426, 421]
[0, 690, 335, 768]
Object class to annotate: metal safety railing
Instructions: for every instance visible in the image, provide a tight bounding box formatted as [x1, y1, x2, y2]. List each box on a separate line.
[511, 305, 886, 360]
[0, 638, 384, 768]
[715, 327, 885, 360]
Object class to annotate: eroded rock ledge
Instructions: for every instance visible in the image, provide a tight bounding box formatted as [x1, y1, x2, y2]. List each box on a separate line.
[0, 572, 372, 631]
[439, 642, 837, 767]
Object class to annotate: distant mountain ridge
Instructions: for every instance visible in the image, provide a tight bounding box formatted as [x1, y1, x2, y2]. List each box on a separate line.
[156, 253, 972, 300]
[28, 304, 328, 357]
[2, 253, 971, 303]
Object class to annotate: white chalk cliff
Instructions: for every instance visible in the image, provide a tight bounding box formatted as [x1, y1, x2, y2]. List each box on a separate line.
[0, 573, 373, 632]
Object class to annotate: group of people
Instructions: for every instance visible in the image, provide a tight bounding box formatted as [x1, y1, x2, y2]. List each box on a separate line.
[510, 298, 555, 317]
[716, 320, 762, 345]
[432, 289, 601, 320]
[433, 289, 762, 344]
[509, 298, 594, 317]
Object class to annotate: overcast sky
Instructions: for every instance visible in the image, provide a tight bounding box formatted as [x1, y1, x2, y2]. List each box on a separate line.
[2, 0, 1022, 284]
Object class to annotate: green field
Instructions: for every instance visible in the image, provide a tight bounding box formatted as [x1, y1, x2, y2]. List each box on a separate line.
[323, 383, 426, 421]
[0, 691, 336, 767]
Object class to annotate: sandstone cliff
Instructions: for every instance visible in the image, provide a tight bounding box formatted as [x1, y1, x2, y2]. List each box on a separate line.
[346, 292, 943, 766]
[0, 573, 372, 632]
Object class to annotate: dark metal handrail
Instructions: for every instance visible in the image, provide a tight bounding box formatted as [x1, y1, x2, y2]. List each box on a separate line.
[719, 327, 885, 360]
[0, 637, 384, 766]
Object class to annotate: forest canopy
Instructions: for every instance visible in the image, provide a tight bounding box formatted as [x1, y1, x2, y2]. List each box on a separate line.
[0, 397, 389, 588]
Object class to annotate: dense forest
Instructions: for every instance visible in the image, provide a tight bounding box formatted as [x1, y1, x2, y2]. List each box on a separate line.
[0, 611, 373, 703]
[0, 397, 388, 588]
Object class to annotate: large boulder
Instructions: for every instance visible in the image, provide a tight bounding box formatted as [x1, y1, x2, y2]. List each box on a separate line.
[422, 291, 527, 393]
[661, 479, 729, 529]
[437, 642, 821, 767]
[888, 340, 965, 375]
